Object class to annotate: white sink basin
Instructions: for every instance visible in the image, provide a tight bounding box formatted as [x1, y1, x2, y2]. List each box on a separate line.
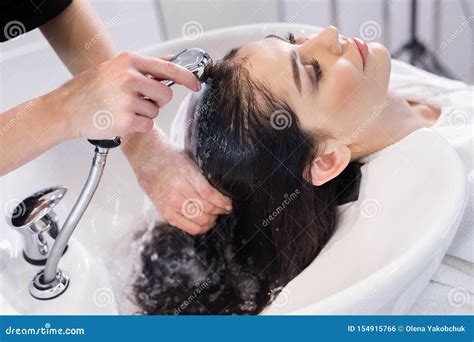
[0, 237, 118, 314]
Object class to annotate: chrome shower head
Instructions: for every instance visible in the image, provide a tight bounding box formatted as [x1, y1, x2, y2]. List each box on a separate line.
[162, 48, 213, 87]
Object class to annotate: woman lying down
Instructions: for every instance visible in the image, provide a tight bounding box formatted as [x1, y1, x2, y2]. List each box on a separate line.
[132, 26, 472, 314]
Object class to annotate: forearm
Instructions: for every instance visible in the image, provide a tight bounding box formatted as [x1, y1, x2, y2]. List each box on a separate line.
[121, 124, 172, 178]
[120, 123, 232, 235]
[40, 0, 118, 76]
[0, 90, 71, 176]
[40, 1, 189, 180]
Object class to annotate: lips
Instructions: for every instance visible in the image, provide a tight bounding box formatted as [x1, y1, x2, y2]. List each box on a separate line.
[352, 37, 368, 67]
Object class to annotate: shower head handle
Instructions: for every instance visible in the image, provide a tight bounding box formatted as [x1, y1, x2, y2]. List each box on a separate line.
[161, 48, 213, 87]
[88, 137, 121, 149]
[87, 49, 212, 149]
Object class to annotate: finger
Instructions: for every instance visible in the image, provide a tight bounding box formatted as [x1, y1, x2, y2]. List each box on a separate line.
[168, 212, 207, 235]
[203, 202, 228, 215]
[190, 174, 232, 211]
[130, 114, 154, 133]
[198, 216, 217, 234]
[158, 55, 174, 61]
[130, 97, 160, 119]
[180, 185, 228, 215]
[184, 210, 216, 230]
[134, 55, 200, 92]
[134, 76, 173, 107]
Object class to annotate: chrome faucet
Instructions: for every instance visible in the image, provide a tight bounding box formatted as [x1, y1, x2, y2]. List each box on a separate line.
[6, 139, 120, 300]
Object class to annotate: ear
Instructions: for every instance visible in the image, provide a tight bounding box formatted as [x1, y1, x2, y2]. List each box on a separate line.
[308, 142, 351, 186]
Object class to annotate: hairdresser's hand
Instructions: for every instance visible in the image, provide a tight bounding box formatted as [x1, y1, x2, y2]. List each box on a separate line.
[145, 146, 233, 235]
[122, 127, 232, 235]
[53, 52, 201, 140]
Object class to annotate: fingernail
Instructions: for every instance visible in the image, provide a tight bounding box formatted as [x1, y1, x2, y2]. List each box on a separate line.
[225, 205, 232, 211]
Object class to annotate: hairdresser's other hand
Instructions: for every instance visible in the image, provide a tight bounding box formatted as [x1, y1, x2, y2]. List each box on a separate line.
[124, 129, 232, 235]
[54, 52, 201, 139]
[149, 146, 232, 235]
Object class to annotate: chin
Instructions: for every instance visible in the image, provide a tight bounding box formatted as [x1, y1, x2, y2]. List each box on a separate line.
[368, 42, 391, 90]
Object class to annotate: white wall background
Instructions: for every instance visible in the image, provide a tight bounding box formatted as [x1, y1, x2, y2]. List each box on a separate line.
[1, 0, 472, 114]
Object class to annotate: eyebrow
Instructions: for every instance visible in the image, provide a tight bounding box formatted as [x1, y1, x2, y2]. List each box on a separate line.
[264, 34, 302, 93]
[290, 50, 302, 93]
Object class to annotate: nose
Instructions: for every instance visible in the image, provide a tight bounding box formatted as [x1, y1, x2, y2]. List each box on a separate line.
[303, 26, 343, 56]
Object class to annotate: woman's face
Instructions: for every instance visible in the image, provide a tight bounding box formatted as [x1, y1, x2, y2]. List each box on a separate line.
[237, 26, 391, 145]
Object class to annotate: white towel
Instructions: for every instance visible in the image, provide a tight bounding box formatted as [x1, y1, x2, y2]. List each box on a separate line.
[387, 59, 474, 314]
[389, 59, 473, 265]
[409, 261, 474, 315]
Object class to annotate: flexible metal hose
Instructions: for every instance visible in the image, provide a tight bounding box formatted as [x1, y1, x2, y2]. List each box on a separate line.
[43, 147, 109, 283]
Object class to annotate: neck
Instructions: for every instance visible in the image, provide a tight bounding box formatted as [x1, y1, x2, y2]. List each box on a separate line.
[350, 90, 433, 161]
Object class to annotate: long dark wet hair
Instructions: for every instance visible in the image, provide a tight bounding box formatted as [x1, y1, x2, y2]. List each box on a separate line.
[133, 48, 361, 315]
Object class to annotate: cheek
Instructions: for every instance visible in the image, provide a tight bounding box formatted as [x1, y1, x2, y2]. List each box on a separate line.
[325, 63, 367, 115]
[296, 61, 384, 134]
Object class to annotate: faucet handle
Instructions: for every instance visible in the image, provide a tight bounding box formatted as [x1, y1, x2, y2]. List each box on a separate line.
[6, 187, 67, 231]
[6, 186, 67, 264]
[87, 137, 121, 149]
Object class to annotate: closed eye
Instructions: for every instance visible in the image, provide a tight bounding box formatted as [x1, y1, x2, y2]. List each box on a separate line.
[305, 58, 323, 86]
[284, 32, 323, 86]
[264, 32, 296, 44]
[286, 32, 296, 44]
[264, 32, 323, 90]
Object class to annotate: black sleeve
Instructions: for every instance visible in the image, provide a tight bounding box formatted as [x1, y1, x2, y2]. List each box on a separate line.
[1, 0, 73, 42]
